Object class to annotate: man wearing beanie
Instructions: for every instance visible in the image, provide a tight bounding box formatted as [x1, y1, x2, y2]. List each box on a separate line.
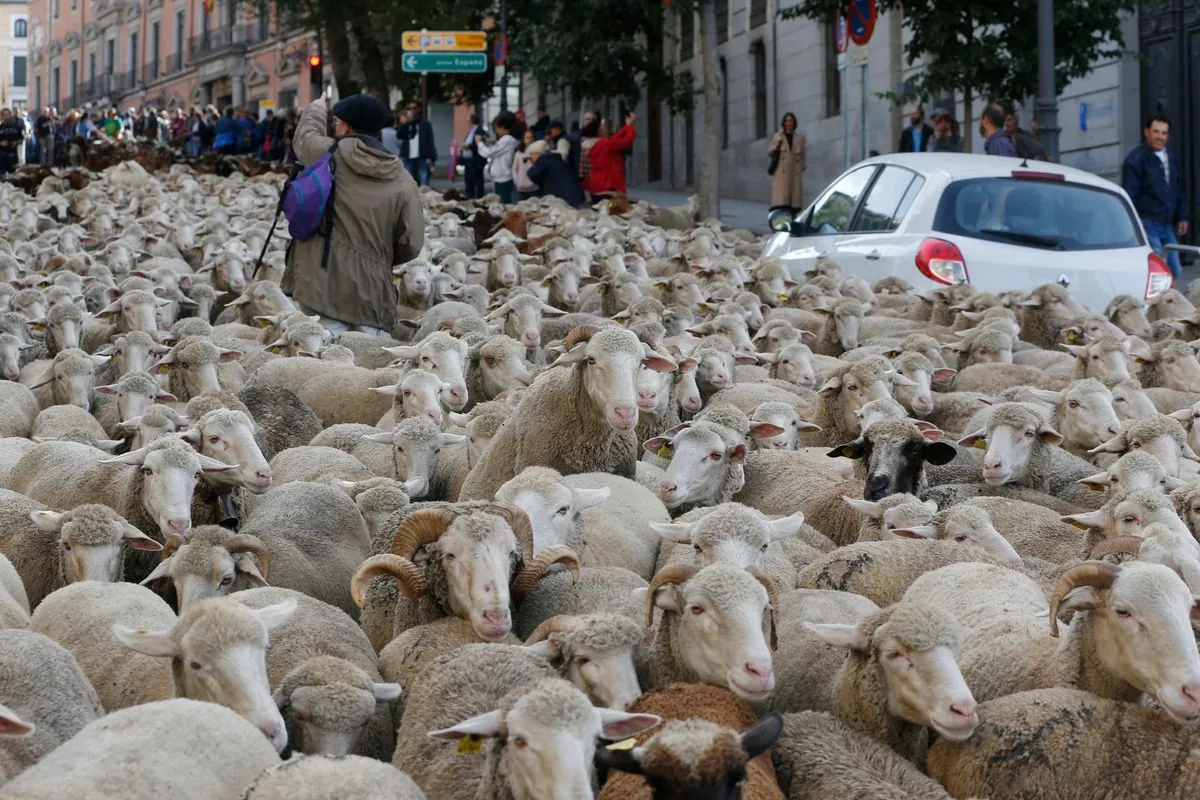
[281, 95, 424, 336]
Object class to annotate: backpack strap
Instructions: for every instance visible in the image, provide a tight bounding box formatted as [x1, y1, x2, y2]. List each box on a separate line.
[319, 140, 339, 269]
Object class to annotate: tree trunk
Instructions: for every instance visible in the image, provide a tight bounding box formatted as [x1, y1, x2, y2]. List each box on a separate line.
[697, 0, 720, 220]
[962, 88, 972, 152]
[347, 14, 390, 98]
[322, 15, 360, 98]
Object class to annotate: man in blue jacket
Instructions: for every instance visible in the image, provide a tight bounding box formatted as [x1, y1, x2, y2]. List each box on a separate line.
[397, 102, 436, 186]
[1123, 114, 1189, 278]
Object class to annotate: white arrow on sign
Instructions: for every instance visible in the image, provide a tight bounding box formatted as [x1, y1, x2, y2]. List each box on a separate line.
[405, 54, 418, 69]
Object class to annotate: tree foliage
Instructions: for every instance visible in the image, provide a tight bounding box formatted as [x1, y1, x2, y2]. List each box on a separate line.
[778, 0, 1138, 107]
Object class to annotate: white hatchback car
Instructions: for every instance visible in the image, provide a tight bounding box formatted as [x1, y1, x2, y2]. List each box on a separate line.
[761, 153, 1173, 310]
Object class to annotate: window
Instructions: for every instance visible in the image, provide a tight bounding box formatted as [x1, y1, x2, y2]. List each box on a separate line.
[750, 0, 767, 28]
[807, 166, 877, 234]
[716, 0, 728, 44]
[933, 177, 1144, 251]
[278, 88, 297, 109]
[256, 12, 269, 42]
[52, 0, 59, 20]
[751, 41, 767, 140]
[151, 21, 160, 78]
[88, 53, 95, 83]
[69, 59, 77, 94]
[680, 9, 693, 60]
[105, 39, 115, 75]
[852, 167, 925, 233]
[824, 19, 841, 118]
[34, 76, 40, 109]
[719, 57, 728, 149]
[130, 32, 138, 80]
[51, 67, 58, 105]
[13, 19, 26, 38]
[12, 56, 26, 88]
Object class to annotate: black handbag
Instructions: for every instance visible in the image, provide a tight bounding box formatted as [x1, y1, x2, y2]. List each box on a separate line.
[768, 150, 780, 176]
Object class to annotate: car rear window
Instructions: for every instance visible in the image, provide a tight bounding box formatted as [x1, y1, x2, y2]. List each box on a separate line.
[932, 177, 1144, 251]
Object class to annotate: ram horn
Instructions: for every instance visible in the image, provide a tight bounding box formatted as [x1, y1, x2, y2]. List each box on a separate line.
[390, 507, 456, 560]
[524, 614, 583, 645]
[223, 534, 271, 580]
[1048, 561, 1119, 638]
[486, 502, 535, 560]
[644, 564, 700, 628]
[1088, 536, 1143, 562]
[512, 545, 581, 601]
[562, 325, 600, 351]
[350, 554, 427, 608]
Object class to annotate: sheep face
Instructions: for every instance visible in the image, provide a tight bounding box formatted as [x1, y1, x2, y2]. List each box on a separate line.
[182, 410, 272, 494]
[961, 415, 1062, 487]
[1147, 343, 1200, 393]
[142, 530, 269, 612]
[526, 616, 645, 710]
[430, 679, 660, 800]
[763, 342, 816, 387]
[821, 364, 895, 439]
[808, 604, 979, 741]
[1093, 428, 1193, 479]
[1078, 451, 1180, 495]
[32, 350, 108, 412]
[636, 359, 674, 417]
[11, 289, 46, 322]
[155, 341, 241, 400]
[113, 597, 295, 752]
[209, 253, 249, 293]
[495, 297, 563, 350]
[654, 506, 804, 572]
[425, 514, 522, 640]
[694, 349, 735, 394]
[99, 290, 159, 335]
[0, 333, 24, 380]
[896, 506, 1022, 566]
[1023, 383, 1122, 453]
[468, 338, 528, 400]
[649, 424, 744, 509]
[227, 281, 296, 319]
[690, 316, 755, 360]
[544, 264, 584, 309]
[385, 334, 469, 410]
[1072, 338, 1132, 384]
[660, 275, 706, 309]
[1108, 298, 1153, 339]
[277, 657, 400, 757]
[891, 354, 954, 417]
[95, 373, 177, 424]
[1110, 381, 1157, 422]
[1176, 404, 1200, 457]
[31, 505, 163, 582]
[1147, 288, 1195, 322]
[674, 360, 702, 415]
[497, 471, 610, 554]
[555, 327, 674, 432]
[1065, 490, 1186, 540]
[819, 301, 863, 351]
[43, 308, 82, 352]
[837, 422, 956, 501]
[653, 564, 775, 701]
[378, 370, 446, 426]
[396, 261, 436, 301]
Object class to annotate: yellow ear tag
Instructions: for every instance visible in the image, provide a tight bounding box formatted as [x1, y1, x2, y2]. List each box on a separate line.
[257, 318, 272, 328]
[1069, 520, 1090, 531]
[778, 294, 790, 302]
[1086, 483, 1104, 492]
[599, 284, 608, 295]
[607, 738, 638, 751]
[656, 445, 673, 459]
[456, 734, 484, 755]
[156, 363, 171, 375]
[973, 439, 986, 450]
[1066, 330, 1078, 342]
[270, 346, 283, 355]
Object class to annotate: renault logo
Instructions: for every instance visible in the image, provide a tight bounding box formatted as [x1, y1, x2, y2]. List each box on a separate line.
[1056, 274, 1070, 288]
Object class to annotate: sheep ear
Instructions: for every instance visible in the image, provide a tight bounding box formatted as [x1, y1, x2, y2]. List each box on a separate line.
[829, 441, 866, 460]
[363, 431, 396, 444]
[0, 703, 33, 737]
[1087, 436, 1127, 455]
[892, 526, 935, 540]
[101, 447, 151, 466]
[1184, 443, 1200, 463]
[428, 709, 506, 741]
[370, 385, 400, 398]
[766, 512, 805, 540]
[1059, 343, 1084, 357]
[1077, 472, 1111, 490]
[234, 554, 269, 587]
[217, 348, 241, 363]
[1035, 426, 1064, 446]
[226, 293, 250, 307]
[843, 496, 883, 520]
[931, 368, 956, 384]
[382, 345, 420, 360]
[956, 431, 987, 450]
[29, 509, 66, 532]
[756, 351, 778, 364]
[817, 376, 842, 397]
[1061, 510, 1108, 531]
[923, 441, 958, 465]
[551, 344, 588, 367]
[749, 422, 785, 439]
[642, 349, 677, 373]
[596, 710, 661, 741]
[1170, 408, 1194, 424]
[888, 370, 917, 387]
[649, 521, 694, 543]
[372, 683, 403, 702]
[803, 622, 870, 652]
[249, 598, 297, 632]
[122, 527, 164, 551]
[741, 713, 784, 759]
[139, 558, 174, 587]
[441, 433, 467, 446]
[798, 330, 817, 344]
[112, 624, 178, 658]
[448, 412, 471, 427]
[571, 486, 610, 511]
[726, 444, 747, 464]
[1058, 586, 1103, 616]
[1165, 475, 1189, 491]
[524, 639, 561, 659]
[196, 455, 238, 473]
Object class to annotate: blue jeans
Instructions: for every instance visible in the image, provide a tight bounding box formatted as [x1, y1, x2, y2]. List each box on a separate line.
[406, 158, 431, 186]
[1145, 219, 1182, 277]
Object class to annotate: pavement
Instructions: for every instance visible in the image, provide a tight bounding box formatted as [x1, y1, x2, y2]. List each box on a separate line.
[427, 176, 771, 234]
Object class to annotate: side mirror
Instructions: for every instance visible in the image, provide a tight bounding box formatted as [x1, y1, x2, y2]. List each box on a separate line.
[768, 207, 793, 234]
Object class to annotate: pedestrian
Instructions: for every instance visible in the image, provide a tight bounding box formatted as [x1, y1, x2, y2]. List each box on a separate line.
[546, 120, 570, 161]
[1005, 110, 1032, 139]
[235, 108, 255, 154]
[583, 111, 635, 202]
[268, 109, 287, 160]
[1122, 114, 1189, 279]
[767, 111, 806, 211]
[0, 109, 22, 174]
[476, 111, 518, 203]
[512, 108, 528, 140]
[898, 104, 932, 153]
[995, 105, 1047, 161]
[526, 139, 586, 207]
[512, 128, 539, 201]
[35, 106, 54, 167]
[201, 106, 218, 152]
[102, 108, 122, 140]
[213, 106, 237, 154]
[380, 105, 402, 156]
[281, 94, 424, 336]
[568, 109, 598, 178]
[980, 104, 1017, 157]
[15, 110, 29, 166]
[398, 101, 436, 186]
[461, 113, 486, 199]
[928, 110, 962, 153]
[530, 108, 550, 140]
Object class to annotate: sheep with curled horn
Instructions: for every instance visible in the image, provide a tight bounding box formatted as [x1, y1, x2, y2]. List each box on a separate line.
[351, 503, 580, 651]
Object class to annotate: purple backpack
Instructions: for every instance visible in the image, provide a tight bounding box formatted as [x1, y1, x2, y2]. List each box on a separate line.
[282, 141, 338, 242]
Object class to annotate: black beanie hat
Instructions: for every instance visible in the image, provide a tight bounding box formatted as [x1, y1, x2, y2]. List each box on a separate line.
[331, 95, 391, 138]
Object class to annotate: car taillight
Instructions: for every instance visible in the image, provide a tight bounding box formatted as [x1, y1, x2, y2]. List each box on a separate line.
[1146, 252, 1173, 300]
[915, 238, 969, 286]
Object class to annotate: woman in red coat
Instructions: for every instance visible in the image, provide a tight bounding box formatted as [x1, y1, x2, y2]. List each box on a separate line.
[582, 112, 636, 201]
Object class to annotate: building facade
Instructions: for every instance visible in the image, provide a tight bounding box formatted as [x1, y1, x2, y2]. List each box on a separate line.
[0, 1, 29, 109]
[27, 0, 321, 117]
[520, 3, 1145, 210]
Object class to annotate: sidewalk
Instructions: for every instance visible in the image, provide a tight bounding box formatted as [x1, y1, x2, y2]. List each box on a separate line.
[428, 176, 770, 234]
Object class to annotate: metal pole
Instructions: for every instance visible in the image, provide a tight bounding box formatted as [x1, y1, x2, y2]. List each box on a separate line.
[1035, 0, 1060, 161]
[499, 0, 508, 112]
[861, 61, 868, 161]
[842, 52, 850, 169]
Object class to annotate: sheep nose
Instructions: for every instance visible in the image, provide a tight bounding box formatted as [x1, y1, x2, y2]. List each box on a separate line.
[428, 411, 443, 423]
[523, 333, 541, 347]
[230, 279, 246, 291]
[255, 469, 272, 482]
[638, 391, 656, 403]
[658, 482, 678, 500]
[865, 475, 890, 500]
[565, 293, 578, 302]
[984, 458, 1003, 471]
[949, 700, 978, 721]
[2, 369, 16, 381]
[744, 662, 771, 679]
[482, 609, 507, 626]
[611, 405, 637, 428]
[1108, 424, 1122, 437]
[260, 720, 286, 751]
[448, 387, 466, 403]
[166, 518, 190, 535]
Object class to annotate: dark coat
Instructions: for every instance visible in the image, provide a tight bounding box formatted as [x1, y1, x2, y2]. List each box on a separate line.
[1123, 143, 1189, 225]
[898, 123, 933, 153]
[396, 118, 437, 162]
[526, 152, 586, 207]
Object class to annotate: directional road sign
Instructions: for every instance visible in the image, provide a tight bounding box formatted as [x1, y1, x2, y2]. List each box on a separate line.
[402, 31, 488, 51]
[401, 53, 488, 73]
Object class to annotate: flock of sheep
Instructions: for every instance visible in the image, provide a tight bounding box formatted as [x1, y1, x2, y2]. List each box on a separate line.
[0, 156, 1198, 799]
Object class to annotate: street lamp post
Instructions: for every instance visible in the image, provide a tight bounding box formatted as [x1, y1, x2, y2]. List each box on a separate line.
[1034, 0, 1060, 161]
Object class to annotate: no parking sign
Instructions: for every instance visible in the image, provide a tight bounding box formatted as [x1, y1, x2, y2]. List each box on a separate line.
[848, 0, 877, 46]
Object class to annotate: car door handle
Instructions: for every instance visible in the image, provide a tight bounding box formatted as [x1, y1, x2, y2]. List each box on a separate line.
[866, 250, 882, 261]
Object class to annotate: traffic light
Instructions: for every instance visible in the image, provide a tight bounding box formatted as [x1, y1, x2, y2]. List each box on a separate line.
[308, 55, 323, 92]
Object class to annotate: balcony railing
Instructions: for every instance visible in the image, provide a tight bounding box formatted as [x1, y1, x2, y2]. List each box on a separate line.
[142, 59, 159, 82]
[187, 24, 267, 62]
[168, 52, 183, 73]
[74, 72, 137, 106]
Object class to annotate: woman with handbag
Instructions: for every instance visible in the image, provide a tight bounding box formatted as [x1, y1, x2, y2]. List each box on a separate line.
[768, 112, 806, 211]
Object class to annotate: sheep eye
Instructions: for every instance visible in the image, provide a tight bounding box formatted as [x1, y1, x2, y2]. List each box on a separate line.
[484, 356, 497, 366]
[1025, 430, 1035, 438]
[188, 661, 203, 670]
[556, 506, 570, 516]
[953, 535, 968, 543]
[141, 467, 153, 475]
[1131, 442, 1141, 449]
[709, 452, 722, 461]
[1122, 515, 1137, 524]
[395, 445, 404, 453]
[689, 605, 704, 616]
[884, 650, 905, 661]
[219, 574, 234, 586]
[693, 544, 703, 555]
[402, 390, 412, 397]
[1067, 400, 1079, 409]
[1114, 607, 1131, 617]
[512, 736, 528, 750]
[781, 359, 790, 365]
[207, 436, 220, 445]
[62, 541, 73, 551]
[760, 543, 769, 553]
[584, 357, 597, 367]
[443, 553, 456, 563]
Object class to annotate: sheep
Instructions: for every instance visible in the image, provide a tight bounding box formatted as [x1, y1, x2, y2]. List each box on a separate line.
[811, 299, 865, 356]
[927, 688, 1200, 800]
[0, 438, 34, 487]
[542, 261, 588, 311]
[396, 647, 659, 800]
[237, 482, 373, 617]
[372, 369, 449, 429]
[90, 371, 179, 438]
[152, 336, 245, 402]
[830, 417, 958, 501]
[313, 420, 460, 498]
[31, 581, 294, 751]
[1087, 414, 1198, 478]
[1107, 378, 1158, 422]
[596, 684, 785, 800]
[1102, 294, 1153, 338]
[645, 420, 749, 512]
[249, 358, 399, 428]
[893, 503, 1072, 568]
[772, 711, 954, 800]
[1063, 336, 1132, 384]
[30, 404, 121, 450]
[755, 342, 819, 389]
[220, 279, 296, 325]
[383, 332, 471, 411]
[801, 357, 903, 447]
[1147, 286, 1196, 322]
[1019, 283, 1087, 348]
[33, 300, 84, 355]
[748, 401, 822, 451]
[487, 293, 566, 355]
[22, 348, 108, 410]
[0, 494, 162, 608]
[951, 363, 1061, 394]
[392, 259, 439, 312]
[889, 351, 954, 417]
[463, 334, 532, 411]
[1016, 380, 1123, 458]
[266, 445, 374, 486]
[1137, 338, 1200, 392]
[138, 524, 269, 612]
[943, 325, 1014, 370]
[352, 503, 579, 650]
[234, 384, 325, 460]
[0, 333, 30, 382]
[460, 326, 676, 501]
[957, 402, 1095, 495]
[1, 698, 282, 799]
[241, 755, 426, 800]
[0, 382, 38, 438]
[0, 629, 103, 783]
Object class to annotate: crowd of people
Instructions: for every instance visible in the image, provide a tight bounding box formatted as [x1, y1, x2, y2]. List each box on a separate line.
[26, 104, 302, 168]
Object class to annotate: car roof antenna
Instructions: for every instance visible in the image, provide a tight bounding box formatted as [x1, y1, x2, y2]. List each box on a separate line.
[1018, 156, 1030, 168]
